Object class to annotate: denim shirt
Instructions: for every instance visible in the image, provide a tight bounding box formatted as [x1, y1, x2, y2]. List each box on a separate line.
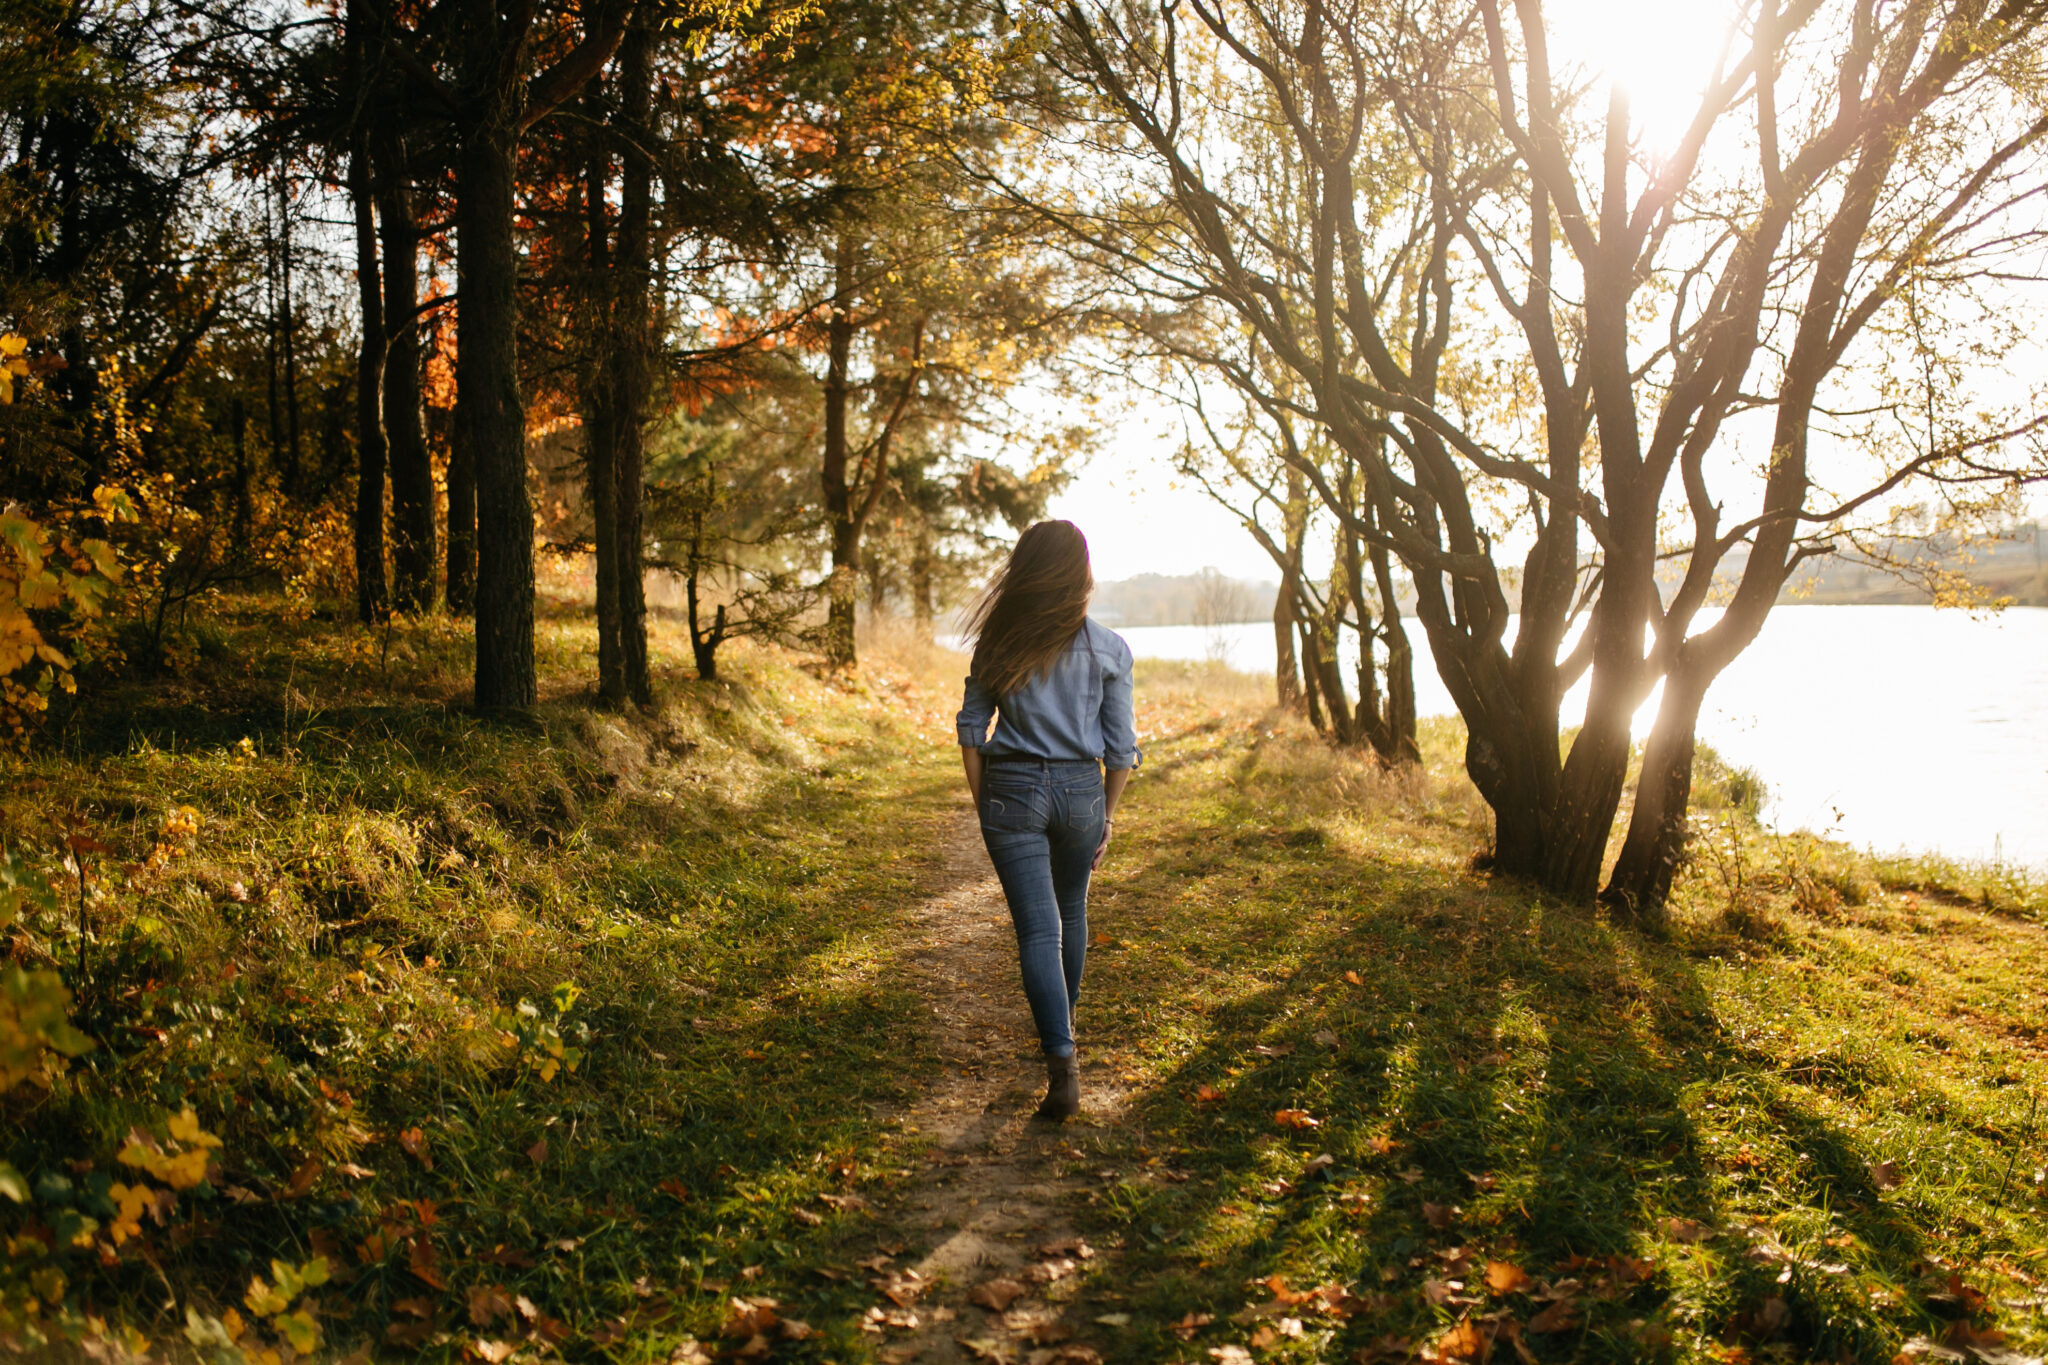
[956, 619, 1142, 770]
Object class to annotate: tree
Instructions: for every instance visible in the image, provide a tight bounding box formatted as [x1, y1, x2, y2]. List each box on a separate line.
[1035, 0, 2048, 915]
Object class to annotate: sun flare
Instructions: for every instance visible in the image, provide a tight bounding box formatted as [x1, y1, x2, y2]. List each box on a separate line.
[1545, 0, 1743, 148]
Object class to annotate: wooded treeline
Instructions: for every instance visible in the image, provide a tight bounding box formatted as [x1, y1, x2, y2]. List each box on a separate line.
[6, 0, 2048, 916]
[0, 0, 1081, 706]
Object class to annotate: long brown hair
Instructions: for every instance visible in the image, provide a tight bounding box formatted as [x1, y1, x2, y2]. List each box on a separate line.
[966, 520, 1093, 696]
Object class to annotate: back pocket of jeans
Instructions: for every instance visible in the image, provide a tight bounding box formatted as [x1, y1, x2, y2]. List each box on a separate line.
[980, 784, 1042, 833]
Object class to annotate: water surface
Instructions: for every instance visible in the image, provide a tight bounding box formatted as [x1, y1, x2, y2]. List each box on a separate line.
[1115, 605, 2048, 871]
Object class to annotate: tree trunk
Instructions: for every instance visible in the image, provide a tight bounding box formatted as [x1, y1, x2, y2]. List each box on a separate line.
[910, 519, 934, 638]
[1603, 666, 1709, 922]
[380, 135, 438, 612]
[1297, 616, 1326, 734]
[446, 412, 477, 616]
[458, 118, 537, 708]
[583, 121, 626, 704]
[348, 141, 388, 624]
[278, 167, 304, 498]
[1371, 542, 1419, 763]
[1272, 575, 1300, 711]
[613, 17, 654, 705]
[231, 395, 251, 546]
[820, 231, 859, 668]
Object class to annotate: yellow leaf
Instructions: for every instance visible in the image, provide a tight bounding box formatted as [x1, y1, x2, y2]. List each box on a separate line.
[167, 1107, 223, 1148]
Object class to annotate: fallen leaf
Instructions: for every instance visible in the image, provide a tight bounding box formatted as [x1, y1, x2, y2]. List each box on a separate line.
[1274, 1109, 1321, 1130]
[1314, 1030, 1340, 1049]
[1466, 1171, 1498, 1191]
[470, 1340, 514, 1362]
[1423, 1201, 1456, 1229]
[397, 1127, 432, 1170]
[1869, 1160, 1903, 1190]
[1208, 1347, 1254, 1365]
[335, 1161, 375, 1179]
[1254, 1044, 1295, 1057]
[1423, 1278, 1461, 1306]
[1302, 1152, 1336, 1179]
[819, 1191, 868, 1211]
[284, 1157, 323, 1198]
[1526, 1300, 1577, 1333]
[657, 1178, 691, 1203]
[969, 1279, 1027, 1312]
[1660, 1216, 1712, 1243]
[793, 1207, 824, 1226]
[1095, 1313, 1132, 1327]
[526, 1138, 548, 1166]
[1171, 1311, 1214, 1340]
[467, 1284, 514, 1327]
[1485, 1261, 1532, 1295]
[1434, 1318, 1492, 1361]
[1345, 971, 1364, 985]
[875, 1269, 928, 1306]
[1037, 1239, 1096, 1259]
[408, 1238, 446, 1289]
[1366, 1135, 1400, 1155]
[1000, 1305, 1069, 1342]
[1195, 1085, 1226, 1103]
[1025, 1257, 1079, 1284]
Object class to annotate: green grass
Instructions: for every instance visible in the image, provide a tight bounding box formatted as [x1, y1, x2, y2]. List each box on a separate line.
[1059, 664, 2048, 1364]
[2, 598, 968, 1361]
[3, 614, 2042, 1364]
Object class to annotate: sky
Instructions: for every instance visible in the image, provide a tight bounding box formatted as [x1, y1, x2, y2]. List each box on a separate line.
[1044, 420, 1278, 583]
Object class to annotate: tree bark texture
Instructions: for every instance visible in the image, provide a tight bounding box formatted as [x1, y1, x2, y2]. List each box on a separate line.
[611, 18, 654, 705]
[347, 142, 389, 624]
[583, 123, 625, 704]
[820, 232, 859, 668]
[446, 414, 477, 615]
[379, 135, 438, 613]
[457, 116, 537, 708]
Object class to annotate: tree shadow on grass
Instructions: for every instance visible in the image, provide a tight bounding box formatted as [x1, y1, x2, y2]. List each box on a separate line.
[1067, 759, 1945, 1364]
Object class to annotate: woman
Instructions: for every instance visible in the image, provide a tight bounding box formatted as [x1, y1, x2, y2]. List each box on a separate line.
[956, 520, 1140, 1121]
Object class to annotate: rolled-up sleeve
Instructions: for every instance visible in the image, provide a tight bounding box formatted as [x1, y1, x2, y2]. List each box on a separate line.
[956, 673, 996, 748]
[1099, 639, 1141, 769]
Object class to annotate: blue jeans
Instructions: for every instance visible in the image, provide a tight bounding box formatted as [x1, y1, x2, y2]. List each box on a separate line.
[978, 758, 1105, 1059]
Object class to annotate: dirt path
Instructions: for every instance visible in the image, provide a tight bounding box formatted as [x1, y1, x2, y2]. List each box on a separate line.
[853, 810, 1135, 1365]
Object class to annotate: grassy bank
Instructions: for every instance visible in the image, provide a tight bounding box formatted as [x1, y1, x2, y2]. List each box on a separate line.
[1059, 659, 2048, 1364]
[2, 600, 967, 1362]
[3, 613, 2043, 1364]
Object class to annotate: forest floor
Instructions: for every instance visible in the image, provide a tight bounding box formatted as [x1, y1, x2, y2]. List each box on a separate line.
[2, 600, 2045, 1365]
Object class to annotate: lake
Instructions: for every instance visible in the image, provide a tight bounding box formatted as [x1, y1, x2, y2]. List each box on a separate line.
[1114, 605, 2048, 872]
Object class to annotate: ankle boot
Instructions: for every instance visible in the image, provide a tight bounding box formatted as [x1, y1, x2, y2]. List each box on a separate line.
[1036, 1053, 1080, 1121]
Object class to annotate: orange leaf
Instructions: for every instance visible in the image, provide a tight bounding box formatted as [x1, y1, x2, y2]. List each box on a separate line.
[1345, 970, 1364, 985]
[408, 1237, 446, 1290]
[1274, 1109, 1321, 1130]
[526, 1138, 548, 1166]
[284, 1157, 323, 1198]
[1194, 1085, 1225, 1104]
[1484, 1261, 1531, 1295]
[1434, 1318, 1491, 1361]
[398, 1127, 432, 1171]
